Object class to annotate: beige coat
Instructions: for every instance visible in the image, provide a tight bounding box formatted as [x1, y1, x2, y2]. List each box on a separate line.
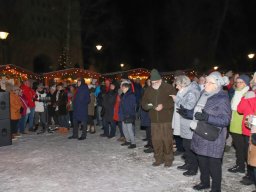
[248, 137, 256, 167]
[88, 93, 96, 116]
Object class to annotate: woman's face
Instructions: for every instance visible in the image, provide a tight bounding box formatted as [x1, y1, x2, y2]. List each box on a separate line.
[236, 79, 246, 89]
[13, 88, 20, 95]
[205, 77, 218, 93]
[176, 84, 182, 91]
[77, 80, 81, 87]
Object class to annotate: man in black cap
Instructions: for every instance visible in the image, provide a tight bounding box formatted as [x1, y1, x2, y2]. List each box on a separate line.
[142, 69, 176, 167]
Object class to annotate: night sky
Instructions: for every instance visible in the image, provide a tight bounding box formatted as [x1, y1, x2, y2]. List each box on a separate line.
[1, 0, 256, 73]
[80, 0, 256, 73]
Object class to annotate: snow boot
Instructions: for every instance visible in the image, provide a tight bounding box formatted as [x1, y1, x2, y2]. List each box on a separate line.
[90, 125, 96, 134]
[87, 125, 90, 132]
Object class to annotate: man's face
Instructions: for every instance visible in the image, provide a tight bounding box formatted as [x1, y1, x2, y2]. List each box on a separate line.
[110, 84, 115, 90]
[57, 85, 63, 90]
[105, 80, 110, 87]
[151, 79, 162, 90]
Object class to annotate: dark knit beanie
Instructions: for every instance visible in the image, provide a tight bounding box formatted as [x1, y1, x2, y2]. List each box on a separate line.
[238, 74, 250, 86]
[150, 69, 161, 81]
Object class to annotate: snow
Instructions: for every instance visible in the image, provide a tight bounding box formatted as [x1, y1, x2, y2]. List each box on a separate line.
[0, 126, 255, 192]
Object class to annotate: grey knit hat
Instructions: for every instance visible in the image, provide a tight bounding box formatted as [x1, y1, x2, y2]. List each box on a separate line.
[207, 71, 228, 87]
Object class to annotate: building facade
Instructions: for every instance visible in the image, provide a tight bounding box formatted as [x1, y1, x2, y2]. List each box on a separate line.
[0, 0, 83, 72]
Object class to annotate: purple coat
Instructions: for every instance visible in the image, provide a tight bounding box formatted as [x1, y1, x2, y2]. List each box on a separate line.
[191, 90, 231, 158]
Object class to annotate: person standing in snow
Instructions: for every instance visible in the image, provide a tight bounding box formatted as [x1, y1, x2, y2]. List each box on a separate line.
[119, 80, 137, 149]
[190, 71, 231, 192]
[34, 84, 47, 134]
[173, 75, 200, 176]
[142, 69, 176, 167]
[69, 78, 90, 140]
[228, 75, 250, 174]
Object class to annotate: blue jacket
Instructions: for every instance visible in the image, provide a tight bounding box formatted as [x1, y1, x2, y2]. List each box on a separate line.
[73, 84, 90, 122]
[191, 90, 231, 158]
[119, 89, 136, 122]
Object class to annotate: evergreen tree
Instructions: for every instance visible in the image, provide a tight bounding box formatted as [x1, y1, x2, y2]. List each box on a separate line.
[57, 47, 72, 70]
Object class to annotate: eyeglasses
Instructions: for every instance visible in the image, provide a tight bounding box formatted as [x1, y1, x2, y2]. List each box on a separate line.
[236, 81, 244, 84]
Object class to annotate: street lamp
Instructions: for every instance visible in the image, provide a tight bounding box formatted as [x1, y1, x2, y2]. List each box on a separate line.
[213, 66, 218, 70]
[96, 44, 102, 51]
[0, 31, 9, 65]
[248, 53, 255, 59]
[0, 31, 9, 40]
[120, 63, 124, 68]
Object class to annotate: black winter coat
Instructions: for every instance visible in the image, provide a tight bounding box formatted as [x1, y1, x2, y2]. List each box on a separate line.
[102, 90, 117, 122]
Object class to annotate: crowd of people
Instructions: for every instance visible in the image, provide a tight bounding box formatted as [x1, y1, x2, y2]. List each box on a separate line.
[2, 68, 256, 192]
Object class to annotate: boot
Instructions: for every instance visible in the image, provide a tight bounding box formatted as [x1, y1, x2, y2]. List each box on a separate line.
[79, 128, 87, 140]
[87, 125, 90, 132]
[78, 134, 86, 140]
[90, 125, 96, 134]
[33, 124, 39, 132]
[37, 125, 46, 134]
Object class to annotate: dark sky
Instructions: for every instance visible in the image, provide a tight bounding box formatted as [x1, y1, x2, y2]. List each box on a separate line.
[81, 0, 256, 73]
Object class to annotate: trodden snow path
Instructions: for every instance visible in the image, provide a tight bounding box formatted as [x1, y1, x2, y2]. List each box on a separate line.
[0, 127, 254, 192]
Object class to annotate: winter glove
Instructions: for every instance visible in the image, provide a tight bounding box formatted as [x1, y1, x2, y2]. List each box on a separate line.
[194, 110, 209, 121]
[176, 105, 194, 120]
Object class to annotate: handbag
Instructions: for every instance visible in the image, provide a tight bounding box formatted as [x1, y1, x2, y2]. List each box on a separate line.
[194, 121, 221, 141]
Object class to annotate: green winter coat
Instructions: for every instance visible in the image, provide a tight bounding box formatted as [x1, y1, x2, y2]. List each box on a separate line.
[229, 110, 243, 134]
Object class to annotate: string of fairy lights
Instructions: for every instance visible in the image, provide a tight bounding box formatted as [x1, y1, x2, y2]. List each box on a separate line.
[0, 64, 199, 84]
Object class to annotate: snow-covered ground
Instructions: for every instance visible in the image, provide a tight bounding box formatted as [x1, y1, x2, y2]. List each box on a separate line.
[0, 126, 254, 192]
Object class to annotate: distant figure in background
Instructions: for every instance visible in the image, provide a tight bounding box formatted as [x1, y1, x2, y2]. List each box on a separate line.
[101, 81, 118, 138]
[47, 86, 58, 128]
[55, 83, 69, 129]
[34, 84, 47, 134]
[198, 76, 206, 91]
[9, 85, 23, 139]
[140, 79, 153, 153]
[119, 80, 137, 149]
[114, 83, 125, 142]
[134, 78, 143, 112]
[17, 88, 30, 134]
[21, 80, 36, 132]
[88, 87, 96, 134]
[67, 84, 76, 128]
[69, 78, 90, 140]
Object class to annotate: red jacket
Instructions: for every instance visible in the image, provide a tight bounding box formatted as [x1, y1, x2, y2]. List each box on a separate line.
[19, 95, 29, 116]
[20, 84, 36, 108]
[113, 94, 121, 121]
[237, 96, 256, 136]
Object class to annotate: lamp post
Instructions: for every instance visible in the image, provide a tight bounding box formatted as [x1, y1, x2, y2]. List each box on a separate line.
[0, 31, 9, 65]
[213, 66, 219, 71]
[248, 53, 255, 72]
[96, 44, 102, 51]
[248, 53, 255, 59]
